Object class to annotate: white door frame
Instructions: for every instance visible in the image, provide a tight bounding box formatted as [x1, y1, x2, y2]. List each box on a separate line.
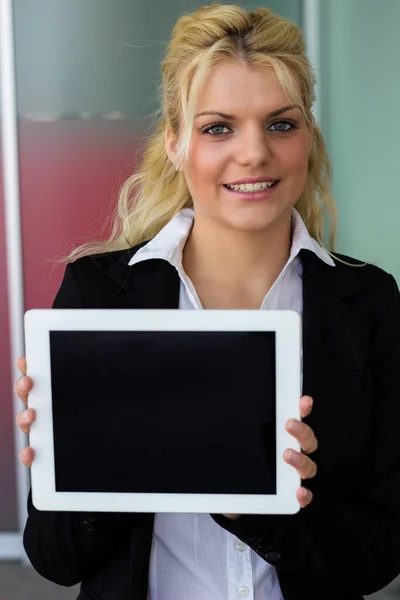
[0, 0, 29, 562]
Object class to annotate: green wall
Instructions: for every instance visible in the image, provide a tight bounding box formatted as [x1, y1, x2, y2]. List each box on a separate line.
[320, 0, 400, 282]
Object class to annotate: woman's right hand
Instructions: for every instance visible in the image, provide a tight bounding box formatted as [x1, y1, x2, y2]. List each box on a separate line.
[15, 356, 36, 467]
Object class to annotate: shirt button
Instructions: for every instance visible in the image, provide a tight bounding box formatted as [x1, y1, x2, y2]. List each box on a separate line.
[237, 586, 250, 598]
[235, 540, 247, 552]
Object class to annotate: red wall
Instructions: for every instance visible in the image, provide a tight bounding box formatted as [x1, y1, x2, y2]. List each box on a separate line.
[0, 119, 141, 530]
[20, 120, 142, 308]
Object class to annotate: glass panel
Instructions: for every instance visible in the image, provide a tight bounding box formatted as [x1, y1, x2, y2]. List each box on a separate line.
[2, 0, 301, 536]
[319, 0, 400, 281]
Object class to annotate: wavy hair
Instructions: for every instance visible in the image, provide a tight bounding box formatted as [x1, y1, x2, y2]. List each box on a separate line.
[65, 4, 340, 263]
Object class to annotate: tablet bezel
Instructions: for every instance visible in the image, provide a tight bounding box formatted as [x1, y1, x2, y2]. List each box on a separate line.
[25, 308, 301, 514]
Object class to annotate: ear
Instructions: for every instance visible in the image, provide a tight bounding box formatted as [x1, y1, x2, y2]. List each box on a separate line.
[165, 127, 180, 170]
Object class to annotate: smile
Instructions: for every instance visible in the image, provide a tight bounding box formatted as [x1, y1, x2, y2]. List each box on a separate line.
[224, 180, 279, 193]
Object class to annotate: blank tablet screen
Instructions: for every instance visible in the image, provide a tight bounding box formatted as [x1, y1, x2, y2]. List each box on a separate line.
[49, 331, 276, 495]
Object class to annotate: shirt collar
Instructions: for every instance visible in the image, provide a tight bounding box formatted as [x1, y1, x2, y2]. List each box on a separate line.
[128, 207, 335, 269]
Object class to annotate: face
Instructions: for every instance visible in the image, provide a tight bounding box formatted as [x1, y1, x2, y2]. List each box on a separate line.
[166, 60, 313, 234]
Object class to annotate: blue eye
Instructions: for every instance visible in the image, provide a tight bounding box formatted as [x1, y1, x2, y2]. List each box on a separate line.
[202, 123, 230, 135]
[201, 120, 298, 136]
[269, 120, 297, 132]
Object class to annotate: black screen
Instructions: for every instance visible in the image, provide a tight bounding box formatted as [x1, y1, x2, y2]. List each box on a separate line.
[49, 330, 276, 494]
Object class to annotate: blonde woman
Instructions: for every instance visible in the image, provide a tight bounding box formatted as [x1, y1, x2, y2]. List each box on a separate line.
[15, 5, 400, 600]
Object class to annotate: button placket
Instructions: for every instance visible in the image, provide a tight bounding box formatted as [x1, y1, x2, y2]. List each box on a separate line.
[227, 534, 254, 600]
[242, 539, 255, 598]
[227, 536, 254, 600]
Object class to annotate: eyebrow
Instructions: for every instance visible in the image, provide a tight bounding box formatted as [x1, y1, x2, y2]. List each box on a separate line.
[194, 104, 299, 120]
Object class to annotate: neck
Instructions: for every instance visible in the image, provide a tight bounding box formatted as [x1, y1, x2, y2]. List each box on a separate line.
[182, 211, 293, 308]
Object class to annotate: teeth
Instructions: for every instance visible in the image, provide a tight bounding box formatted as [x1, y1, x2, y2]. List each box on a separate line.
[225, 181, 276, 192]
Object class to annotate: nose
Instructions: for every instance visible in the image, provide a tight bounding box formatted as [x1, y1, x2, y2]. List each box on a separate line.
[235, 125, 272, 168]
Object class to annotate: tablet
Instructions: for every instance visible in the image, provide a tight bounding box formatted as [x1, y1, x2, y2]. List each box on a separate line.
[24, 309, 301, 514]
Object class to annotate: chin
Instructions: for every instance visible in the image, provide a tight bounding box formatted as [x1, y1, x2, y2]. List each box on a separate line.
[219, 204, 292, 233]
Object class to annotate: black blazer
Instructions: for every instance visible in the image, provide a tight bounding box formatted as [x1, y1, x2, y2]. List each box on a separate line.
[23, 244, 400, 600]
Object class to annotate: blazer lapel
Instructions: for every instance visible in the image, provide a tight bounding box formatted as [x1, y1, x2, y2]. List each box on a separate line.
[300, 249, 370, 475]
[103, 249, 180, 309]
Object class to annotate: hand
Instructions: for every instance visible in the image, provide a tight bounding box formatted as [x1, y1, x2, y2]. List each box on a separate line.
[223, 395, 318, 519]
[284, 395, 317, 509]
[15, 356, 36, 468]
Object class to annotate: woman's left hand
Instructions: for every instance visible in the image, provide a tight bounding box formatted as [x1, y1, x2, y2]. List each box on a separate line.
[223, 395, 318, 519]
[284, 395, 318, 509]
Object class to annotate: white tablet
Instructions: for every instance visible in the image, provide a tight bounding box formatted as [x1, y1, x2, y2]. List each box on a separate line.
[24, 309, 301, 515]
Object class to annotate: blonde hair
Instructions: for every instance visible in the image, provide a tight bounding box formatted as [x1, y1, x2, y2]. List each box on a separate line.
[65, 4, 340, 263]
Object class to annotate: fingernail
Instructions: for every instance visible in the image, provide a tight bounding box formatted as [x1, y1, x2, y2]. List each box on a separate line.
[23, 411, 33, 424]
[299, 490, 309, 505]
[287, 419, 299, 432]
[286, 449, 300, 465]
[285, 449, 293, 461]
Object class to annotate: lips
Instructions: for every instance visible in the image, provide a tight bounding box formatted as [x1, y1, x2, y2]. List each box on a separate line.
[222, 179, 281, 200]
[225, 176, 277, 185]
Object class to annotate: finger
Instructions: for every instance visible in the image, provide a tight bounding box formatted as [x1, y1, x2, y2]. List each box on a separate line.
[296, 486, 313, 509]
[285, 419, 318, 454]
[19, 446, 35, 468]
[300, 396, 313, 419]
[284, 449, 317, 480]
[17, 408, 36, 435]
[14, 376, 33, 407]
[17, 356, 27, 375]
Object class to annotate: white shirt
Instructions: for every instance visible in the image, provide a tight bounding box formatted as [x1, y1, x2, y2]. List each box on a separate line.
[128, 208, 335, 600]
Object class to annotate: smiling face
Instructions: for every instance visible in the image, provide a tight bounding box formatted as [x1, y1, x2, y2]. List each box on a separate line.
[166, 59, 313, 235]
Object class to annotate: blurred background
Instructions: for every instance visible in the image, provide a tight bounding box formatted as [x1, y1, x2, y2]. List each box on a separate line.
[1, 0, 399, 597]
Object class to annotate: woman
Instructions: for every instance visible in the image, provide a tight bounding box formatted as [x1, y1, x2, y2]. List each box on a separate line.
[15, 4, 400, 600]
